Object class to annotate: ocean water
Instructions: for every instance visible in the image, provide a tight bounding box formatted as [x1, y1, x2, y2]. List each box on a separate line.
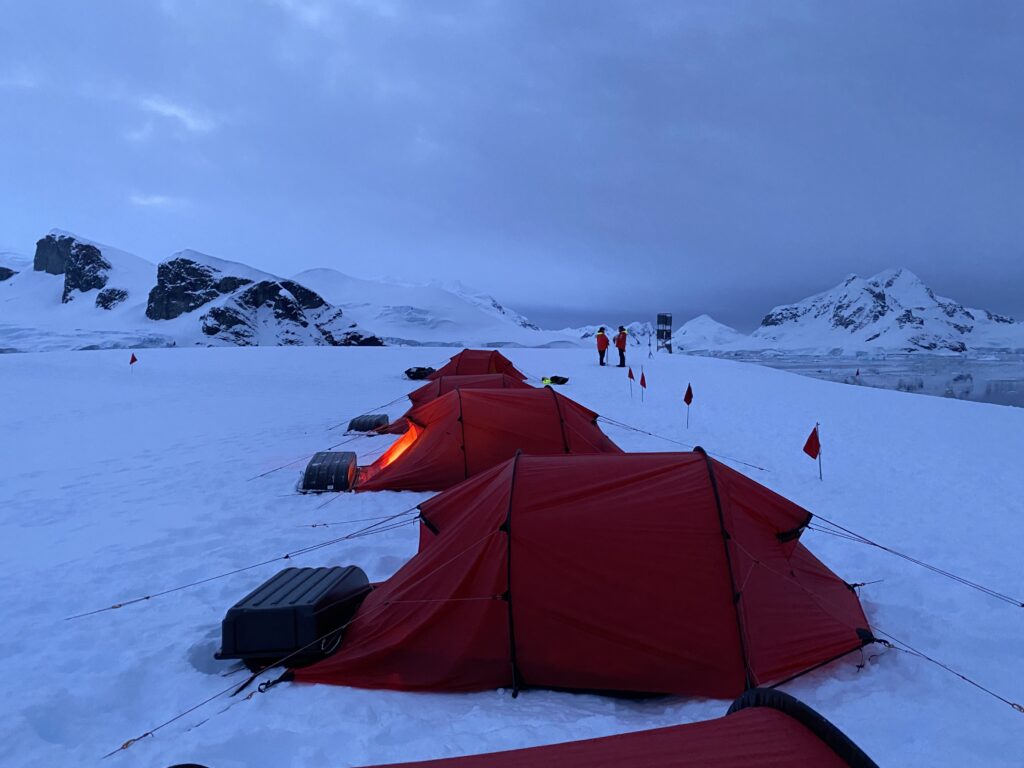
[719, 353, 1024, 408]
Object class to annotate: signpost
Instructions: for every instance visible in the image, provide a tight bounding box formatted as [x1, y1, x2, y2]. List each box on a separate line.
[656, 313, 673, 354]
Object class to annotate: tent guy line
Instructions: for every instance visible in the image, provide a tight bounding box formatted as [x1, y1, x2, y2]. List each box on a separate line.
[871, 627, 1024, 715]
[102, 596, 400, 759]
[597, 416, 769, 472]
[807, 518, 1024, 608]
[63, 507, 423, 621]
[248, 393, 412, 481]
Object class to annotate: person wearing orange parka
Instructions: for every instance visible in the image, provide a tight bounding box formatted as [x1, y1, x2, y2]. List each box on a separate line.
[614, 326, 628, 367]
[595, 327, 610, 366]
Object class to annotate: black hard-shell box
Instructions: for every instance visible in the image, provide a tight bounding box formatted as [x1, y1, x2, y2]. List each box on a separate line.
[217, 566, 372, 669]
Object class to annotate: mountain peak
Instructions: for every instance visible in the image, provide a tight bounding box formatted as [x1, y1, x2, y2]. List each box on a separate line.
[752, 267, 1021, 353]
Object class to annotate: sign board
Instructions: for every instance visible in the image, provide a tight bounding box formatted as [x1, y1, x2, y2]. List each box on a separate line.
[656, 313, 673, 353]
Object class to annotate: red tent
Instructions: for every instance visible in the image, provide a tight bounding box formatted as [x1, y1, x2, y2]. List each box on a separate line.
[356, 389, 621, 493]
[428, 350, 528, 381]
[297, 452, 872, 696]
[358, 688, 878, 768]
[410, 374, 534, 408]
[380, 374, 535, 435]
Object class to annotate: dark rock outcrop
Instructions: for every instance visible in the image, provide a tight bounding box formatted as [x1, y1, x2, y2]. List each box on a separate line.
[34, 234, 115, 304]
[196, 278, 383, 347]
[143, 251, 382, 347]
[146, 257, 253, 320]
[61, 243, 110, 302]
[96, 287, 129, 309]
[0, 266, 16, 282]
[34, 234, 71, 275]
[280, 280, 326, 310]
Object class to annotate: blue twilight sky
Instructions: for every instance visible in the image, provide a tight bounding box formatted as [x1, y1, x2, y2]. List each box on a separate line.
[1, 0, 1022, 330]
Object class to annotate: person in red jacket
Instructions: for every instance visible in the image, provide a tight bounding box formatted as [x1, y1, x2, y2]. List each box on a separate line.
[614, 325, 628, 367]
[595, 327, 610, 366]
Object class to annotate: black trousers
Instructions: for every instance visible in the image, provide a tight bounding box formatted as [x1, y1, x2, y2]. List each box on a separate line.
[617, 349, 625, 366]
[598, 349, 607, 365]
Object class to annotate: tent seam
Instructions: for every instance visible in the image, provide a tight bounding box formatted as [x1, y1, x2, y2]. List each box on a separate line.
[503, 450, 524, 696]
[697, 448, 754, 690]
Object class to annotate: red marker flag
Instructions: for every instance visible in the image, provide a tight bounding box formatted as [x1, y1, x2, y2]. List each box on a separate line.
[639, 371, 647, 389]
[129, 353, 138, 365]
[628, 367, 635, 380]
[683, 383, 693, 405]
[803, 425, 820, 459]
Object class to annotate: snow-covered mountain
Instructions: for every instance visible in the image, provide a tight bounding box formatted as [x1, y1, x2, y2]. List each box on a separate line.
[673, 315, 748, 352]
[675, 269, 1024, 355]
[2, 230, 596, 352]
[0, 231, 381, 352]
[293, 268, 577, 347]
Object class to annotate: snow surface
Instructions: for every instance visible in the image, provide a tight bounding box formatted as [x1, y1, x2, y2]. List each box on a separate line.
[0, 249, 31, 271]
[2, 346, 1022, 767]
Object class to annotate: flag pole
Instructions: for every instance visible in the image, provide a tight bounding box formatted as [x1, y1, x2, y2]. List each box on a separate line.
[817, 422, 823, 481]
[686, 403, 690, 429]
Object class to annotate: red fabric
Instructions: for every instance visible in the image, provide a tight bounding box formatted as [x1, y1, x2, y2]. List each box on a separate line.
[129, 353, 138, 365]
[356, 389, 621, 493]
[803, 427, 821, 459]
[684, 383, 693, 405]
[380, 375, 536, 435]
[613, 331, 627, 350]
[428, 350, 528, 381]
[596, 333, 610, 351]
[408, 374, 533, 409]
[627, 367, 635, 380]
[298, 453, 869, 697]
[639, 371, 647, 389]
[358, 707, 852, 767]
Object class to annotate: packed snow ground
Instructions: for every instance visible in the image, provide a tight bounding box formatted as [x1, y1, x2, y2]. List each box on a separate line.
[1, 346, 1022, 767]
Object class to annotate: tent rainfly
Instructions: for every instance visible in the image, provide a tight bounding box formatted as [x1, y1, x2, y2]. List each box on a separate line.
[379, 374, 535, 435]
[296, 452, 873, 697]
[356, 388, 621, 492]
[427, 349, 528, 381]
[357, 688, 879, 768]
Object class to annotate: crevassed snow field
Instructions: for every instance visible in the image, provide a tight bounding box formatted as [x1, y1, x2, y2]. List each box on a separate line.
[1, 346, 1022, 767]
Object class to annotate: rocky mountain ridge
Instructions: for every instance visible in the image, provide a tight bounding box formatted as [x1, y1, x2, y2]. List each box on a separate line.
[675, 268, 1024, 354]
[0, 231, 381, 350]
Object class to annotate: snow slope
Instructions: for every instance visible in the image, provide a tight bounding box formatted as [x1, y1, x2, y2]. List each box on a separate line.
[1, 346, 1021, 767]
[673, 314, 748, 352]
[294, 268, 579, 347]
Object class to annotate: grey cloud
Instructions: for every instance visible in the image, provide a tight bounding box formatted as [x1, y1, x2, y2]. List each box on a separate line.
[0, 1, 1021, 330]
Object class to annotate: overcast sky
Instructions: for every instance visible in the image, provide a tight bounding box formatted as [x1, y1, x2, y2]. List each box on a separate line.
[1, 1, 1022, 330]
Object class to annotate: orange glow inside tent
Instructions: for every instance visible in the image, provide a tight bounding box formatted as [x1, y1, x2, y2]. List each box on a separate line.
[355, 388, 621, 492]
[377, 423, 420, 469]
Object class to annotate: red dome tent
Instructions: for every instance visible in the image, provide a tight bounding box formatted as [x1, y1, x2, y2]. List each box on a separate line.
[356, 389, 621, 493]
[297, 452, 872, 696]
[428, 349, 528, 381]
[379, 374, 535, 435]
[359, 688, 878, 768]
